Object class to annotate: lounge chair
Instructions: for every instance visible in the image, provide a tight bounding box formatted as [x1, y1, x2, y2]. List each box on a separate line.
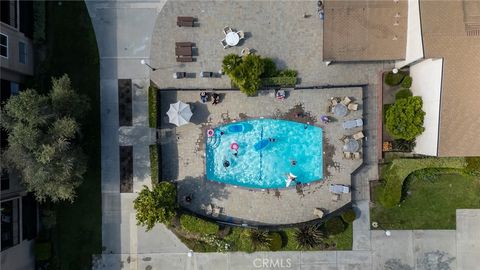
[353, 152, 361, 160]
[331, 194, 340, 202]
[348, 103, 358, 111]
[173, 72, 187, 79]
[353, 131, 365, 140]
[341, 96, 352, 105]
[330, 184, 350, 194]
[223, 26, 232, 35]
[237, 31, 245, 39]
[220, 39, 230, 49]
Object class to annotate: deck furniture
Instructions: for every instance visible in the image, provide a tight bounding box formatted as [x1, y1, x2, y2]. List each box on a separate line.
[200, 71, 214, 78]
[353, 131, 365, 140]
[348, 103, 359, 111]
[330, 184, 350, 194]
[173, 72, 187, 79]
[177, 16, 194, 27]
[333, 103, 348, 117]
[241, 47, 251, 56]
[221, 39, 230, 49]
[176, 42, 194, 47]
[225, 32, 240, 46]
[343, 118, 363, 129]
[343, 139, 360, 152]
[176, 57, 193, 62]
[223, 26, 232, 35]
[177, 16, 194, 22]
[237, 30, 245, 39]
[343, 151, 352, 159]
[211, 204, 222, 217]
[341, 96, 352, 105]
[175, 46, 192, 56]
[331, 194, 340, 202]
[313, 208, 324, 218]
[331, 97, 339, 105]
[353, 152, 361, 160]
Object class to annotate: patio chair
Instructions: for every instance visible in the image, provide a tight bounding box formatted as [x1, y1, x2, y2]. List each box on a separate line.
[326, 105, 332, 114]
[204, 204, 213, 215]
[237, 31, 245, 39]
[353, 131, 365, 140]
[343, 151, 352, 159]
[223, 26, 232, 35]
[341, 96, 352, 105]
[339, 135, 349, 143]
[353, 152, 362, 160]
[348, 103, 358, 111]
[220, 39, 230, 49]
[241, 48, 251, 56]
[211, 204, 222, 217]
[331, 194, 340, 202]
[330, 97, 339, 105]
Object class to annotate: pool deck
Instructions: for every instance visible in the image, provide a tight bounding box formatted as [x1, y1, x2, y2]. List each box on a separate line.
[159, 88, 363, 225]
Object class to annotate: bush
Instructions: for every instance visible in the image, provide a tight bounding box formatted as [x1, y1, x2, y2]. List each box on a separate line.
[341, 209, 356, 223]
[269, 232, 283, 251]
[222, 54, 242, 74]
[180, 214, 219, 235]
[392, 139, 416, 152]
[149, 145, 159, 185]
[247, 230, 271, 249]
[395, 88, 413, 100]
[401, 75, 413, 88]
[278, 69, 298, 77]
[385, 96, 425, 140]
[466, 157, 480, 175]
[325, 217, 346, 235]
[261, 58, 278, 77]
[385, 71, 407, 86]
[261, 77, 297, 87]
[148, 86, 157, 128]
[294, 225, 324, 249]
[133, 182, 177, 230]
[34, 242, 52, 261]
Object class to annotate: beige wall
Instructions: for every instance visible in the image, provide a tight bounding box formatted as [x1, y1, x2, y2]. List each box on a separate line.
[0, 22, 34, 76]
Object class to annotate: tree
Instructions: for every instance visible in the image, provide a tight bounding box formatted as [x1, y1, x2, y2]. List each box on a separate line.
[294, 224, 325, 249]
[385, 96, 425, 141]
[133, 183, 177, 231]
[222, 54, 265, 96]
[247, 229, 272, 250]
[1, 75, 89, 202]
[222, 54, 242, 74]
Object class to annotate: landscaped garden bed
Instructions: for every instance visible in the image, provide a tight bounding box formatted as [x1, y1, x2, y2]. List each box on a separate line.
[118, 79, 133, 126]
[120, 146, 133, 193]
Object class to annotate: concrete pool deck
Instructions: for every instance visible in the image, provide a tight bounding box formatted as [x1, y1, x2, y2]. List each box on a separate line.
[159, 88, 363, 225]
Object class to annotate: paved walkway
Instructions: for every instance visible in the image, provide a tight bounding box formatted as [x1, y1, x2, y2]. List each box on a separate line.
[86, 1, 479, 269]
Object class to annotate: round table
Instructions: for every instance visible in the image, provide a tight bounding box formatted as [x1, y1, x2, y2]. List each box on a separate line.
[343, 139, 360, 152]
[225, 32, 240, 46]
[333, 103, 348, 117]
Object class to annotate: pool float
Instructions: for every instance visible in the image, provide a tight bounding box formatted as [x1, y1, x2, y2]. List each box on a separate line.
[207, 129, 215, 137]
[230, 142, 239, 151]
[254, 139, 270, 151]
[285, 173, 297, 187]
[228, 124, 244, 133]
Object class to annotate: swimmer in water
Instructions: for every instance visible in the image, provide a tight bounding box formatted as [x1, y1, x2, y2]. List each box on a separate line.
[291, 160, 297, 166]
[223, 160, 230, 168]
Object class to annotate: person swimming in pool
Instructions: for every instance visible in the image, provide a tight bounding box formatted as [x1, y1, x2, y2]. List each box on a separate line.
[268, 138, 276, 142]
[291, 160, 297, 166]
[223, 160, 230, 168]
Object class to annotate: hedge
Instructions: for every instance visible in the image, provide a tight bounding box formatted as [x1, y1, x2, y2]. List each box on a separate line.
[385, 71, 407, 86]
[180, 214, 219, 235]
[325, 217, 346, 235]
[261, 77, 297, 87]
[395, 88, 413, 100]
[379, 158, 466, 207]
[341, 209, 356, 223]
[149, 145, 159, 185]
[269, 232, 283, 251]
[148, 86, 158, 128]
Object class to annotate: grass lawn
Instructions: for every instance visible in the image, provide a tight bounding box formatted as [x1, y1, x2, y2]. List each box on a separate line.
[37, 1, 101, 269]
[372, 173, 480, 229]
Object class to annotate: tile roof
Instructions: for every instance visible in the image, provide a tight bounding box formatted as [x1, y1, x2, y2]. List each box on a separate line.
[323, 0, 408, 61]
[420, 0, 480, 156]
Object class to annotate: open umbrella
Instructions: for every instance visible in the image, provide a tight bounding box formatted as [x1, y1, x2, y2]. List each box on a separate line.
[167, 101, 193, 126]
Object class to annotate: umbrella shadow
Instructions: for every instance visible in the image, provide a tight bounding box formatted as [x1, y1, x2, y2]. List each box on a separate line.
[189, 101, 211, 125]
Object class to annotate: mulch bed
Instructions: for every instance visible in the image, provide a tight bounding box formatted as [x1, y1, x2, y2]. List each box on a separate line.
[119, 146, 133, 193]
[118, 79, 132, 126]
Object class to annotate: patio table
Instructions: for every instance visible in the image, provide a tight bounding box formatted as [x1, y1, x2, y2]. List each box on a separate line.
[343, 139, 360, 152]
[175, 46, 192, 56]
[333, 103, 348, 117]
[225, 32, 240, 46]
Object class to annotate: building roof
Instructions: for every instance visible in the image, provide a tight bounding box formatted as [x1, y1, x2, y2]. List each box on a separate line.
[323, 0, 408, 61]
[420, 0, 480, 156]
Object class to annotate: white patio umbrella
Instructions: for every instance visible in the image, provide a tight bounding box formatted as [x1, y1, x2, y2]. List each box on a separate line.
[167, 101, 193, 126]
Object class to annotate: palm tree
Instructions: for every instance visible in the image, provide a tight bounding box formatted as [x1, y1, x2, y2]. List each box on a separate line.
[247, 229, 272, 250]
[294, 224, 325, 249]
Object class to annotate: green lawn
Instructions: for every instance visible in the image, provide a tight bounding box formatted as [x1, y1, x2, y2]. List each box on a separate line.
[38, 1, 101, 269]
[372, 173, 480, 229]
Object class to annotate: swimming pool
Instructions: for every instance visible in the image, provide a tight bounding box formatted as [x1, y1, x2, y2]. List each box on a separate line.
[206, 119, 323, 189]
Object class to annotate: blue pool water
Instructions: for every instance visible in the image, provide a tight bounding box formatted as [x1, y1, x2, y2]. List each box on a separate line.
[206, 119, 323, 188]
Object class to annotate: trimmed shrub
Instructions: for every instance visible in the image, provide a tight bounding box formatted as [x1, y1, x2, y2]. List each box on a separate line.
[392, 139, 416, 152]
[261, 58, 278, 77]
[247, 230, 271, 249]
[395, 88, 413, 100]
[269, 232, 283, 251]
[294, 224, 324, 249]
[385, 71, 407, 86]
[148, 86, 158, 128]
[401, 75, 413, 88]
[341, 209, 357, 223]
[133, 183, 177, 230]
[325, 217, 346, 235]
[149, 145, 159, 185]
[34, 242, 52, 261]
[278, 69, 298, 77]
[385, 96, 425, 140]
[466, 157, 480, 175]
[261, 77, 297, 87]
[180, 214, 219, 235]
